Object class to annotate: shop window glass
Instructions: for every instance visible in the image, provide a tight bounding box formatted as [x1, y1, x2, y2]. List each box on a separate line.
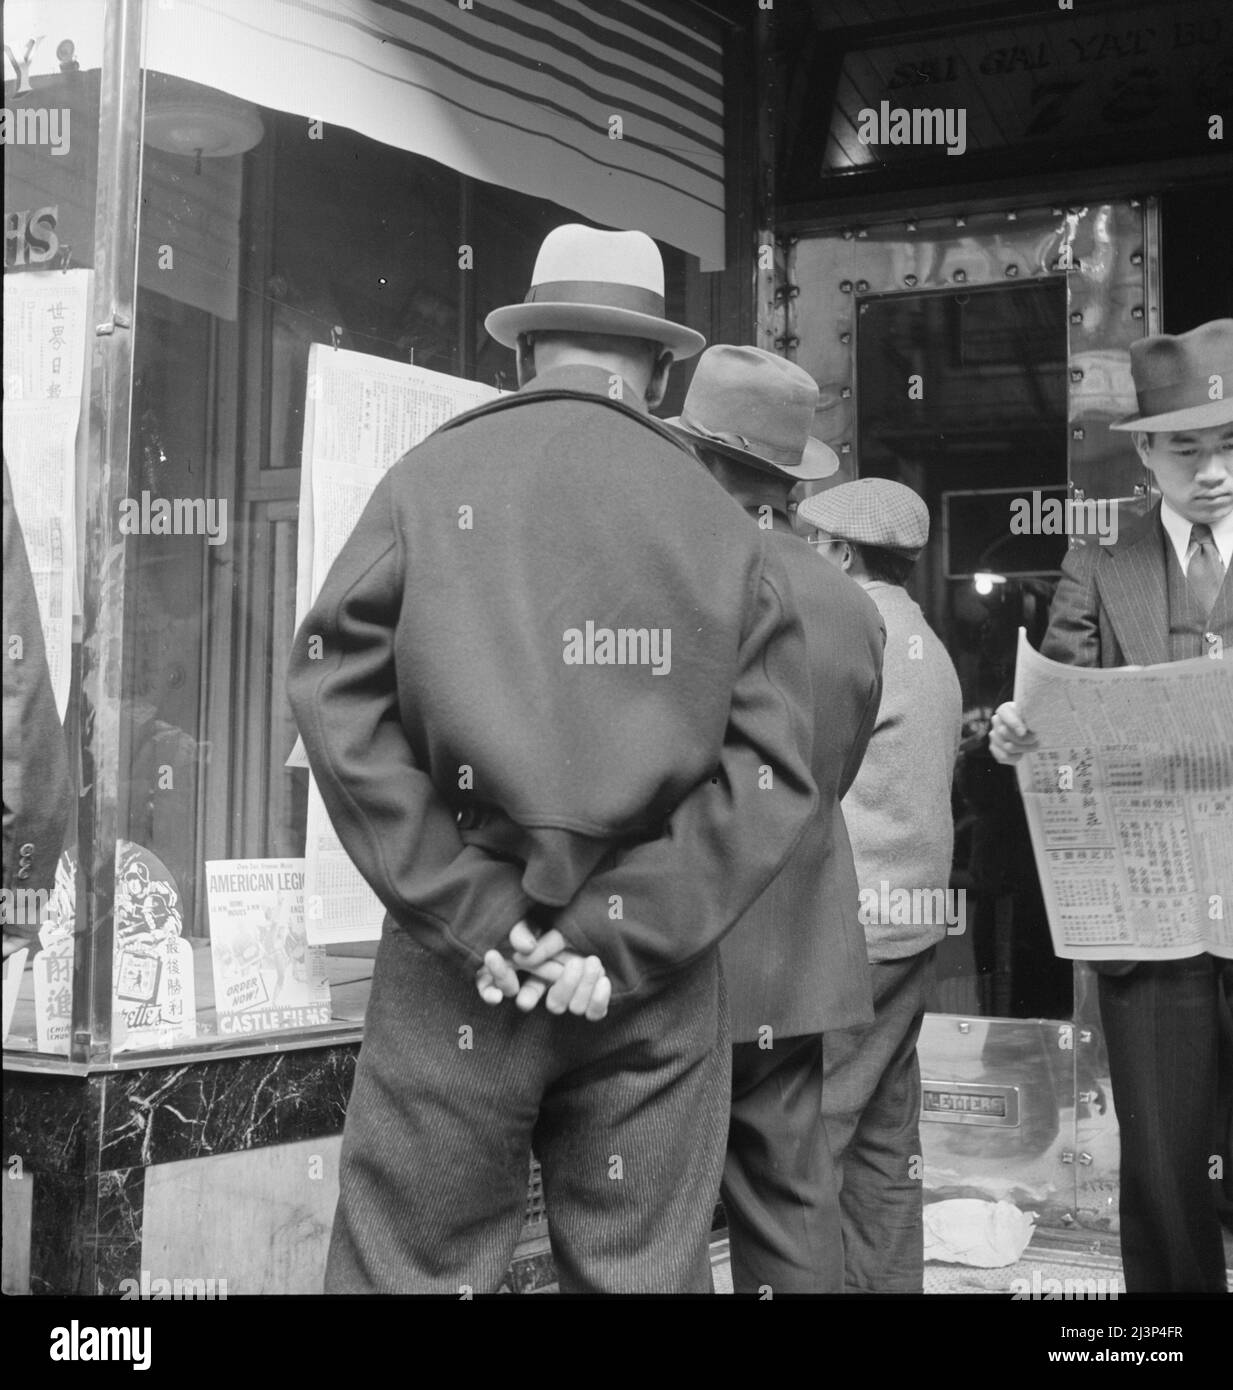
[115, 82, 691, 1057]
[3, 1, 103, 1055]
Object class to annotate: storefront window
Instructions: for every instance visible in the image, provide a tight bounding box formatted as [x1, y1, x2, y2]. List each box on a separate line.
[3, 0, 104, 1056]
[112, 94, 691, 1057]
[5, 0, 711, 1066]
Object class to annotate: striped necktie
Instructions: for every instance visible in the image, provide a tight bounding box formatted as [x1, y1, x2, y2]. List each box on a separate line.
[1186, 523, 1226, 617]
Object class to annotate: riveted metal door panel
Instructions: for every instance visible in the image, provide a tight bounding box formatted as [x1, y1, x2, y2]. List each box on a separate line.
[918, 1013, 1078, 1226]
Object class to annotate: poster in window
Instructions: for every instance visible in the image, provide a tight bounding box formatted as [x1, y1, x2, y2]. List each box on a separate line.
[205, 857, 331, 1037]
[111, 840, 197, 1052]
[1, 267, 90, 716]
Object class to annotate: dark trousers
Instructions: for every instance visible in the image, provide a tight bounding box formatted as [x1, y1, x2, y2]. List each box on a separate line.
[722, 1033, 842, 1293]
[821, 949, 934, 1294]
[1098, 954, 1232, 1293]
[325, 925, 730, 1294]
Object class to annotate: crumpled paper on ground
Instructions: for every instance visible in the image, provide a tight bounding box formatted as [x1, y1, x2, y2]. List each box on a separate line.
[923, 1199, 1037, 1267]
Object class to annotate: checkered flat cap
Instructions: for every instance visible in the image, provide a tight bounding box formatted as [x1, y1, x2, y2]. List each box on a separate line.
[797, 478, 930, 557]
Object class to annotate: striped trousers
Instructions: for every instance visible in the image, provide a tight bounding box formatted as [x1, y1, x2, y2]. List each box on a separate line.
[325, 924, 730, 1293]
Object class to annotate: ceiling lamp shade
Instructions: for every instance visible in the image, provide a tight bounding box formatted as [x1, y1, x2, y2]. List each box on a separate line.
[143, 72, 263, 158]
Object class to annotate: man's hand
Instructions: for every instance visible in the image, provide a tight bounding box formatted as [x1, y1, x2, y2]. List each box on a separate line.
[474, 921, 611, 1020]
[474, 920, 558, 1009]
[512, 925, 611, 1020]
[989, 700, 1038, 765]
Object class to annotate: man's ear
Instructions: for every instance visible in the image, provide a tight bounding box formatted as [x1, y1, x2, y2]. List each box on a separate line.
[644, 349, 674, 409]
[1131, 430, 1152, 467]
[515, 334, 536, 387]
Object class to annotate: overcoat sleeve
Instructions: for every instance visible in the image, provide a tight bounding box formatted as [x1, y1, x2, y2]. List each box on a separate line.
[286, 476, 533, 963]
[549, 544, 820, 1001]
[2, 459, 73, 939]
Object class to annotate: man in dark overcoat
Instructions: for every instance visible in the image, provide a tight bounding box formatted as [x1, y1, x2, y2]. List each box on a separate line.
[287, 226, 822, 1293]
[665, 345, 885, 1292]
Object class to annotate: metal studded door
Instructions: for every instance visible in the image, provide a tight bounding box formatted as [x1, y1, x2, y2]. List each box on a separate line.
[785, 200, 1159, 1231]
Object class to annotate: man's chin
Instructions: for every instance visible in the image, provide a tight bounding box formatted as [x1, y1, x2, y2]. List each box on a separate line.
[1182, 495, 1233, 522]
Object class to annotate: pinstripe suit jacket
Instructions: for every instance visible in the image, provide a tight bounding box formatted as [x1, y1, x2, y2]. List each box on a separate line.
[1041, 503, 1232, 670]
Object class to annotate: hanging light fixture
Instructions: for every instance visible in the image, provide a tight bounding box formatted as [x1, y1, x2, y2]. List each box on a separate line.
[143, 72, 264, 172]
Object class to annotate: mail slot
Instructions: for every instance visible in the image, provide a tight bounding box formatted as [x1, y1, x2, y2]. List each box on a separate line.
[922, 1081, 1021, 1127]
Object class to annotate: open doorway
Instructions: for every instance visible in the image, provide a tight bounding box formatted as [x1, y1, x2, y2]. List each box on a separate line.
[856, 279, 1074, 1020]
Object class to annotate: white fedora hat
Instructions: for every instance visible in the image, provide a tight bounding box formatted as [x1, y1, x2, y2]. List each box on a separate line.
[484, 224, 705, 358]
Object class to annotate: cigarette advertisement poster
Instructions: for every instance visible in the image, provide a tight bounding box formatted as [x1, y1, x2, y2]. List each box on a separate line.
[205, 858, 331, 1036]
[1014, 632, 1233, 963]
[292, 346, 500, 944]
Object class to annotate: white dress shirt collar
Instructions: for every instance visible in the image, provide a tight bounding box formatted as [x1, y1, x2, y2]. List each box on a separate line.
[1159, 500, 1233, 570]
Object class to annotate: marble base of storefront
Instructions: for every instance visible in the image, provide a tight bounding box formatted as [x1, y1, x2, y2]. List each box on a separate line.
[2, 1046, 554, 1295]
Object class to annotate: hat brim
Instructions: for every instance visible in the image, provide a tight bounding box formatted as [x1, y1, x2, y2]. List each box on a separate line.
[1109, 398, 1233, 432]
[663, 419, 841, 481]
[485, 303, 705, 358]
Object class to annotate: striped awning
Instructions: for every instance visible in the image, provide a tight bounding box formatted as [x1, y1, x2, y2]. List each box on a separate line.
[143, 0, 727, 268]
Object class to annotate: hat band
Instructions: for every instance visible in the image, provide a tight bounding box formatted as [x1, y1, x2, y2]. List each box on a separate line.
[525, 279, 666, 318]
[1133, 379, 1222, 418]
[681, 409, 800, 469]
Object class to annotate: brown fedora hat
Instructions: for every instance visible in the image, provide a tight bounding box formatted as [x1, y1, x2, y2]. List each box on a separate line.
[663, 345, 840, 481]
[1110, 318, 1233, 432]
